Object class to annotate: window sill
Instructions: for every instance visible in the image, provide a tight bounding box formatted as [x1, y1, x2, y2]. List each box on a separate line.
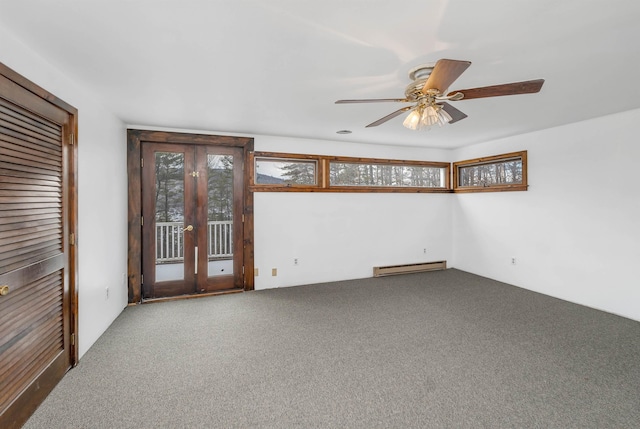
[453, 184, 528, 193]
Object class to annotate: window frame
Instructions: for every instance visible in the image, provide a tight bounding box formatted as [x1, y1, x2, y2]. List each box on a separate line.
[250, 151, 451, 193]
[453, 150, 527, 193]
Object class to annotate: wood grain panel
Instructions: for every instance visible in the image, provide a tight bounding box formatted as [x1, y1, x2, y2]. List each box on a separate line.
[0, 202, 61, 211]
[0, 242, 60, 261]
[0, 153, 62, 173]
[0, 140, 61, 166]
[0, 221, 60, 237]
[0, 248, 60, 275]
[0, 272, 61, 319]
[0, 98, 61, 138]
[0, 61, 76, 429]
[0, 172, 60, 187]
[0, 161, 62, 178]
[0, 210, 61, 224]
[0, 145, 62, 170]
[127, 132, 142, 303]
[0, 322, 63, 405]
[0, 270, 63, 406]
[0, 178, 62, 191]
[0, 228, 61, 246]
[0, 120, 61, 152]
[0, 132, 61, 157]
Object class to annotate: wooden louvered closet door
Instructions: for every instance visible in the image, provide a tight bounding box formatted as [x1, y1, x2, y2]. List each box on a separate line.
[0, 65, 77, 429]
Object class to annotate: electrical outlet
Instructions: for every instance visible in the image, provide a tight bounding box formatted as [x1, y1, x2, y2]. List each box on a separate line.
[423, 248, 427, 254]
[105, 286, 109, 299]
[294, 258, 299, 266]
[255, 268, 259, 277]
[272, 268, 277, 276]
[511, 257, 517, 265]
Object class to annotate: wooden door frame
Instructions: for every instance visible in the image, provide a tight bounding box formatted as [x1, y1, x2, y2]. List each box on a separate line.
[0, 62, 78, 427]
[127, 129, 254, 304]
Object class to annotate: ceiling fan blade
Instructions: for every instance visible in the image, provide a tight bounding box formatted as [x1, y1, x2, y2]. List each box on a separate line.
[440, 102, 467, 124]
[448, 79, 544, 100]
[422, 59, 471, 94]
[365, 106, 413, 127]
[335, 98, 409, 104]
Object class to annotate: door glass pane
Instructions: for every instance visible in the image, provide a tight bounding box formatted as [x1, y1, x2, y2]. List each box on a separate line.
[154, 152, 185, 282]
[207, 154, 234, 277]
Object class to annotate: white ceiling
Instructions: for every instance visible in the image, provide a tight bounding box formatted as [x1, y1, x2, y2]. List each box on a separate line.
[1, 0, 639, 149]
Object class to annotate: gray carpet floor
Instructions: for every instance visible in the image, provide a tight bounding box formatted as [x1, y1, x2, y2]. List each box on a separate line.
[23, 269, 640, 428]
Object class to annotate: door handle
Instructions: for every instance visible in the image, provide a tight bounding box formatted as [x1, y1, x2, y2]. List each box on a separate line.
[0, 285, 9, 296]
[183, 225, 193, 232]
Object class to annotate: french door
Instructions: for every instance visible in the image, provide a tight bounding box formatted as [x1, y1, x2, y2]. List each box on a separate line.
[141, 143, 244, 299]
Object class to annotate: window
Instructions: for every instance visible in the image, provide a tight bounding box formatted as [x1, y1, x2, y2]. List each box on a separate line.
[329, 160, 447, 189]
[252, 151, 528, 193]
[453, 151, 527, 192]
[251, 152, 450, 193]
[254, 157, 317, 186]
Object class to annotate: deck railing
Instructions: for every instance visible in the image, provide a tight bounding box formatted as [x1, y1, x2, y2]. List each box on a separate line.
[156, 221, 233, 262]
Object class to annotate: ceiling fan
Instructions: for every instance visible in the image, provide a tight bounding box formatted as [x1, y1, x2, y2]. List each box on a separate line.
[335, 59, 544, 130]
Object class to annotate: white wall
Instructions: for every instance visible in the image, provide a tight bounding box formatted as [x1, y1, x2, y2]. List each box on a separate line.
[1, 27, 129, 357]
[452, 109, 640, 321]
[254, 191, 452, 288]
[252, 136, 453, 288]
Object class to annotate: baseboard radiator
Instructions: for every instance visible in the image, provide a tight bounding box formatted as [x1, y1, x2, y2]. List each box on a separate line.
[373, 260, 447, 277]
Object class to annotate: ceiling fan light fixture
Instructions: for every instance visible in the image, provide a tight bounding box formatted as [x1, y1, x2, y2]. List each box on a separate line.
[421, 105, 441, 127]
[404, 104, 452, 130]
[402, 107, 423, 130]
[436, 105, 453, 125]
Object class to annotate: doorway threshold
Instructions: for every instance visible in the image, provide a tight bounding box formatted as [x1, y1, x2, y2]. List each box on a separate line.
[140, 288, 244, 305]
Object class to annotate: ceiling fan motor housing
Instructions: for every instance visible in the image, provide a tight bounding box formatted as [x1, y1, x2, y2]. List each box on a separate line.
[406, 64, 437, 100]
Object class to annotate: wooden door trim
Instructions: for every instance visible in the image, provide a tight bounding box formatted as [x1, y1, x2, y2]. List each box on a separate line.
[0, 62, 78, 428]
[0, 63, 77, 114]
[127, 129, 254, 304]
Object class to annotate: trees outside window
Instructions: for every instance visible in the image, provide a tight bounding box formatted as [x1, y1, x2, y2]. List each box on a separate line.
[453, 151, 527, 193]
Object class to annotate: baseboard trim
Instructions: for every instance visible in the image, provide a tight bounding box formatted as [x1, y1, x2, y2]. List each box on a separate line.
[373, 260, 447, 277]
